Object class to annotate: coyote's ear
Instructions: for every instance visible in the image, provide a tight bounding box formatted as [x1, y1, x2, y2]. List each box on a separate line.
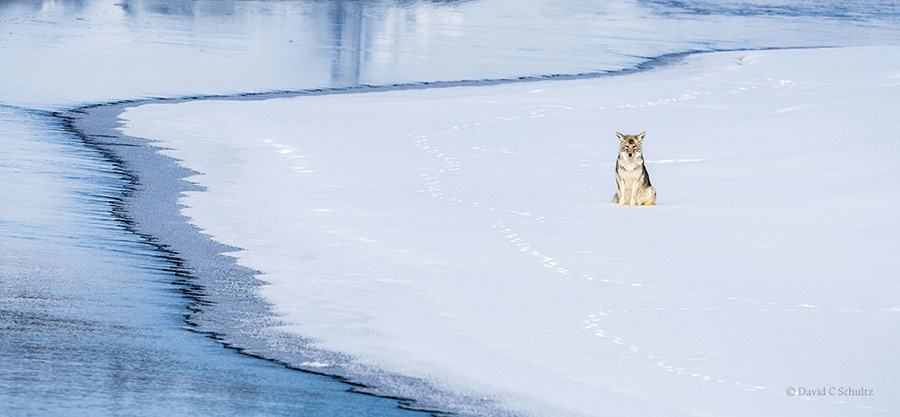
[636, 131, 646, 142]
[616, 132, 625, 142]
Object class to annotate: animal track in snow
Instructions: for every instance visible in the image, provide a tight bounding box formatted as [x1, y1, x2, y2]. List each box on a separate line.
[582, 311, 886, 413]
[491, 223, 574, 276]
[582, 313, 767, 392]
[490, 217, 870, 316]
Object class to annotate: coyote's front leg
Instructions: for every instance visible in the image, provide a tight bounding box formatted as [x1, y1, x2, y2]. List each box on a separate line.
[628, 183, 638, 207]
[616, 178, 626, 206]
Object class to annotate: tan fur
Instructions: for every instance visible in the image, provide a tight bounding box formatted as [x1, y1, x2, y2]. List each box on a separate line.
[613, 131, 656, 207]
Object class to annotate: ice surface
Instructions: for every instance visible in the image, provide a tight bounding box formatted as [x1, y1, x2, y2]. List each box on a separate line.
[3, 0, 900, 109]
[120, 46, 900, 416]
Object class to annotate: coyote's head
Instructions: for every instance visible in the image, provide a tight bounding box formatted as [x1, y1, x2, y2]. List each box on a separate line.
[616, 131, 646, 158]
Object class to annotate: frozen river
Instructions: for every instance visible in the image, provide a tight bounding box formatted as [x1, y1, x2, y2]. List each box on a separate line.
[2, 0, 899, 416]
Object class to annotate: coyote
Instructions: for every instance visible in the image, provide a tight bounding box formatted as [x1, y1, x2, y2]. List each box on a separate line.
[613, 131, 656, 206]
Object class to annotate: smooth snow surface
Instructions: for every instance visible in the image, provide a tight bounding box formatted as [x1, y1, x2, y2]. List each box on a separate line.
[120, 47, 899, 416]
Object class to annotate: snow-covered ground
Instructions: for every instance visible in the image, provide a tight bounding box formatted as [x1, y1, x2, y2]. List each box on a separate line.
[120, 46, 900, 416]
